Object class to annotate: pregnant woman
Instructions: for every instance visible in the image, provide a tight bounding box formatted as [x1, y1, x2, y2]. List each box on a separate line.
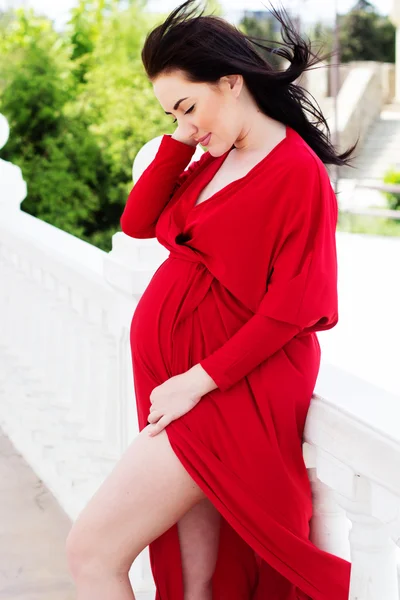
[66, 2, 355, 599]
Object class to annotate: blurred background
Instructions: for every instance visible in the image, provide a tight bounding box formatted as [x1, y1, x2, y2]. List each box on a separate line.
[1, 0, 400, 251]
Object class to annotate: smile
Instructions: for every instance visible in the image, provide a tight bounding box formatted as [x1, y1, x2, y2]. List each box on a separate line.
[198, 133, 212, 146]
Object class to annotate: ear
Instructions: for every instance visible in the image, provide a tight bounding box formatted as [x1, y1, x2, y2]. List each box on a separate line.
[222, 74, 243, 97]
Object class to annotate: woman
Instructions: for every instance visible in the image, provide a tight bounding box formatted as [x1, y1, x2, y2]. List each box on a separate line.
[66, 2, 355, 599]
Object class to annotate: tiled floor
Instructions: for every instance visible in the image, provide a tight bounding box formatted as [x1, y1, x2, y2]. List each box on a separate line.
[0, 428, 75, 599]
[0, 428, 155, 600]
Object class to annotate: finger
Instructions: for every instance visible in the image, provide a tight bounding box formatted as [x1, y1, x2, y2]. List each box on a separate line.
[147, 411, 162, 424]
[148, 415, 172, 436]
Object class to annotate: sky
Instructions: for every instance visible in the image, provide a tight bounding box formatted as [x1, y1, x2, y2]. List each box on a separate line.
[0, 0, 394, 28]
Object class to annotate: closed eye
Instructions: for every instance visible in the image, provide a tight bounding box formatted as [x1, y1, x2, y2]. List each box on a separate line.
[172, 104, 195, 123]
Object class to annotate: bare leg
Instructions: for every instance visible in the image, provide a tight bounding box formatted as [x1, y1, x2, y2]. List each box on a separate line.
[66, 425, 207, 600]
[177, 498, 221, 600]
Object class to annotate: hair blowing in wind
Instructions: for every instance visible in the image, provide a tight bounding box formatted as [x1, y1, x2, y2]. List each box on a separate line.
[142, 0, 356, 166]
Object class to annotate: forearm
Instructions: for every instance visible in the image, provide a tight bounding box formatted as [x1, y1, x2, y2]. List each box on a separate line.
[194, 314, 300, 393]
[120, 135, 196, 238]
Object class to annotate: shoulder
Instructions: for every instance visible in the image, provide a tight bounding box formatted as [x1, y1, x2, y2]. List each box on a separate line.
[261, 130, 335, 218]
[260, 130, 332, 205]
[282, 131, 326, 178]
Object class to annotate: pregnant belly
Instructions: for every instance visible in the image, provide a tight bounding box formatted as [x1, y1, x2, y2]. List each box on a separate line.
[130, 257, 215, 365]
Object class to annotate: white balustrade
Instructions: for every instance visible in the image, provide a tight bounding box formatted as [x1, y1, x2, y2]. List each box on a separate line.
[1, 114, 400, 598]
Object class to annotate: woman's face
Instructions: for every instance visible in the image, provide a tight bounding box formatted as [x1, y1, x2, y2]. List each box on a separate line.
[152, 70, 244, 157]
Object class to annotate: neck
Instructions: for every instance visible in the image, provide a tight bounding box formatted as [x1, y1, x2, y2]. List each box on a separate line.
[234, 110, 286, 154]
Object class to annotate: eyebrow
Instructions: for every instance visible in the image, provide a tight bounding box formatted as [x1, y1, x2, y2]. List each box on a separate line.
[164, 97, 189, 115]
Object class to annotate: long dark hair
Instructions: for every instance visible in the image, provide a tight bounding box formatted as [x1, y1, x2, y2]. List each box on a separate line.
[142, 0, 356, 167]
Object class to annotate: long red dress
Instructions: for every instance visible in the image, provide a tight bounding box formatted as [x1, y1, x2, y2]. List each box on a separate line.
[120, 126, 351, 600]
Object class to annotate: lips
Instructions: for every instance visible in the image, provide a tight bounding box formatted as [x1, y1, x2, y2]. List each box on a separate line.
[197, 132, 211, 145]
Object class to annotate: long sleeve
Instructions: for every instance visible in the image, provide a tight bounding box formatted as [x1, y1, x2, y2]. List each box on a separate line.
[199, 159, 338, 392]
[120, 134, 206, 238]
[200, 315, 299, 392]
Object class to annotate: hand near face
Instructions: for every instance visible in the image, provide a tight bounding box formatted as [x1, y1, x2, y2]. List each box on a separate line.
[171, 125, 199, 147]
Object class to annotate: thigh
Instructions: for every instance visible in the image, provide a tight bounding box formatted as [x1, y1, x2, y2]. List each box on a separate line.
[67, 425, 207, 573]
[177, 498, 221, 587]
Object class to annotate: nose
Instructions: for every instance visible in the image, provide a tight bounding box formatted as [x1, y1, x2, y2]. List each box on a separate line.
[178, 118, 198, 142]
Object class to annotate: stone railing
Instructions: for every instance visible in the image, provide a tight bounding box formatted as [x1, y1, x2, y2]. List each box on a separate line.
[305, 366, 400, 600]
[302, 61, 395, 154]
[335, 63, 390, 154]
[1, 115, 400, 598]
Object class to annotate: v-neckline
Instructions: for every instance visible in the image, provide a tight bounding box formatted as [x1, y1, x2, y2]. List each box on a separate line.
[189, 125, 290, 213]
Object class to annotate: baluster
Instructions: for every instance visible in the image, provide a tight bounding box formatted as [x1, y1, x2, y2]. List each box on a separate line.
[60, 287, 79, 407]
[37, 271, 55, 380]
[120, 324, 138, 447]
[67, 293, 91, 424]
[102, 329, 121, 457]
[80, 322, 109, 441]
[308, 467, 351, 561]
[1, 258, 14, 347]
[50, 282, 72, 406]
[337, 476, 399, 600]
[27, 265, 43, 371]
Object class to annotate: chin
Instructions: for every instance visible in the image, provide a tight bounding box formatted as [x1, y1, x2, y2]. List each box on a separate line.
[207, 141, 233, 158]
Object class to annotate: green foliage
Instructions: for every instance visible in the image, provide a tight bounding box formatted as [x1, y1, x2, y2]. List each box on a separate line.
[339, 1, 395, 63]
[0, 2, 176, 251]
[65, 2, 175, 248]
[0, 13, 111, 245]
[1, 45, 72, 148]
[308, 22, 334, 56]
[337, 212, 400, 237]
[383, 169, 400, 210]
[205, 0, 223, 16]
[239, 14, 283, 69]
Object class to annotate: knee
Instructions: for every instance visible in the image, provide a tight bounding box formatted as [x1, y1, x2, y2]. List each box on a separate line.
[66, 525, 90, 580]
[66, 524, 109, 582]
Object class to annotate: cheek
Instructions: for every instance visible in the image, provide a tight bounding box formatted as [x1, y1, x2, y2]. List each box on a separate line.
[198, 98, 236, 154]
[196, 108, 215, 132]
[211, 101, 236, 137]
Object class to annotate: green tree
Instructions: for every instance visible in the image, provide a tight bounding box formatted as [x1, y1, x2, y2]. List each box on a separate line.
[0, 3, 173, 251]
[308, 21, 334, 56]
[0, 40, 110, 239]
[66, 2, 176, 248]
[339, 0, 395, 62]
[239, 14, 283, 69]
[383, 169, 400, 210]
[0, 1, 229, 251]
[0, 9, 114, 244]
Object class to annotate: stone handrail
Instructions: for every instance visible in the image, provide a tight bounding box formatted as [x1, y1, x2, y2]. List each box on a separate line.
[336, 64, 384, 154]
[1, 116, 399, 598]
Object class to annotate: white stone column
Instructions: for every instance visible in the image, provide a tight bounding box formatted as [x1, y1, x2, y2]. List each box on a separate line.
[308, 468, 351, 561]
[337, 476, 399, 600]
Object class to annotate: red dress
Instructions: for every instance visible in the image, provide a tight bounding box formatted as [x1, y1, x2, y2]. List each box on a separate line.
[120, 126, 351, 600]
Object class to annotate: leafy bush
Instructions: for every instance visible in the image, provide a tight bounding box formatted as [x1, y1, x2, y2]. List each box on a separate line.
[338, 212, 400, 237]
[339, 0, 395, 63]
[383, 169, 400, 210]
[0, 3, 176, 251]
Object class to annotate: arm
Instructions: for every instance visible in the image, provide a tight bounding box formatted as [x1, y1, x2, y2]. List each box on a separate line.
[195, 162, 338, 393]
[197, 316, 300, 393]
[120, 135, 205, 238]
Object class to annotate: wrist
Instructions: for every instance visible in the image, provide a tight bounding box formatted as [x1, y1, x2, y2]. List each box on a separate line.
[171, 132, 198, 148]
[187, 363, 218, 394]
